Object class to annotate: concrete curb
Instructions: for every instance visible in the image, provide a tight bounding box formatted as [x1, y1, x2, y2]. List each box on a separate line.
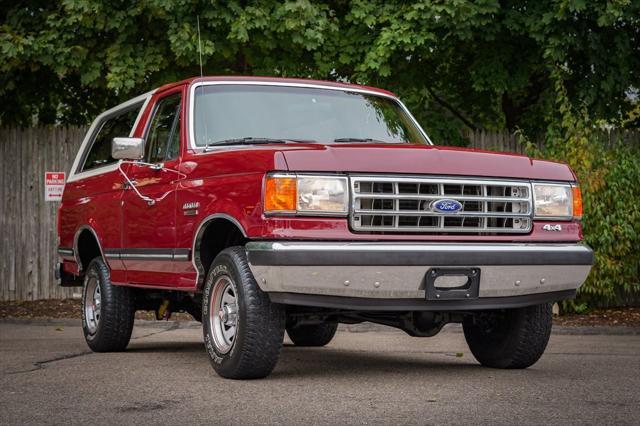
[551, 325, 640, 335]
[0, 318, 198, 329]
[340, 322, 640, 335]
[2, 317, 639, 335]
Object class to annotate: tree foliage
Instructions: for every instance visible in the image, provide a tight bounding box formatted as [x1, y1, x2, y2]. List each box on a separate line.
[1, 1, 638, 308]
[523, 78, 640, 310]
[1, 1, 639, 141]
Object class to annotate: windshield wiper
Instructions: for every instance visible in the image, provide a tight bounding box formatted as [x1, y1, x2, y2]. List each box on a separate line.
[204, 137, 291, 150]
[333, 137, 398, 143]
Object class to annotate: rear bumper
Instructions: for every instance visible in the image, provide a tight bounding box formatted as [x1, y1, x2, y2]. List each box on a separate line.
[246, 241, 593, 310]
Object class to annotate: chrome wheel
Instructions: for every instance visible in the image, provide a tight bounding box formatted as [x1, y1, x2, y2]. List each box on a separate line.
[202, 247, 285, 379]
[84, 275, 101, 335]
[209, 276, 238, 354]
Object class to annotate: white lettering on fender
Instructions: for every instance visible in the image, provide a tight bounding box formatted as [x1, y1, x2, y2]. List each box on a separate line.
[182, 201, 200, 216]
[542, 224, 562, 232]
[182, 202, 200, 210]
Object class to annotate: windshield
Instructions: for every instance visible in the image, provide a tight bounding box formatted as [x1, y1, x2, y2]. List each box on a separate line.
[193, 85, 429, 146]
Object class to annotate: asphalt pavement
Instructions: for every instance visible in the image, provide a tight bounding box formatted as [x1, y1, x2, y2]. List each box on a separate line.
[1, 320, 639, 425]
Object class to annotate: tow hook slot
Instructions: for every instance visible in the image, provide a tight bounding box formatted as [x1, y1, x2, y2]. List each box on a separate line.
[425, 268, 480, 300]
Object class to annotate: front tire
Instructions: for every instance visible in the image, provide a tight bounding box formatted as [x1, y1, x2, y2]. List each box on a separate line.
[81, 257, 135, 352]
[287, 322, 338, 347]
[463, 303, 552, 369]
[202, 247, 285, 379]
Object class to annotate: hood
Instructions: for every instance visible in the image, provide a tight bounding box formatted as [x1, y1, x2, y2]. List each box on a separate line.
[279, 143, 575, 182]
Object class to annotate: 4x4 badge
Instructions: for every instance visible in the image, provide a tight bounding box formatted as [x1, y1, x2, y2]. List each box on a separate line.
[542, 224, 562, 231]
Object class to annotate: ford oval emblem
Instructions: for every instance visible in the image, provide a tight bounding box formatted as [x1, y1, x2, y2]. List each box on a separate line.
[431, 199, 463, 213]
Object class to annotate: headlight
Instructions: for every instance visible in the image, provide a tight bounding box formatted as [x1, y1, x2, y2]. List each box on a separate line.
[533, 183, 581, 219]
[264, 174, 348, 215]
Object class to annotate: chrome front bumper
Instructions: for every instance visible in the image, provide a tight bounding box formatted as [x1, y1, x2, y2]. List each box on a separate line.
[246, 242, 593, 310]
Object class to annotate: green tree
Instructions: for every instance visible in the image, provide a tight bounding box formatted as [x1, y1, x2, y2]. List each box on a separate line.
[1, 0, 639, 142]
[0, 1, 339, 125]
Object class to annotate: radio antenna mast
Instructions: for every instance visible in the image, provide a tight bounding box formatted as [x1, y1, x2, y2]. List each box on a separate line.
[197, 15, 203, 78]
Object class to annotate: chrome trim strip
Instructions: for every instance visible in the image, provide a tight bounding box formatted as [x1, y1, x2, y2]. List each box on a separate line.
[350, 175, 532, 186]
[67, 91, 154, 183]
[353, 210, 531, 218]
[105, 248, 192, 261]
[119, 253, 174, 259]
[187, 80, 433, 151]
[352, 194, 529, 202]
[246, 242, 594, 266]
[57, 248, 75, 257]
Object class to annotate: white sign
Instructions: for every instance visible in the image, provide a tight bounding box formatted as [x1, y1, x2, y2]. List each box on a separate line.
[45, 172, 65, 202]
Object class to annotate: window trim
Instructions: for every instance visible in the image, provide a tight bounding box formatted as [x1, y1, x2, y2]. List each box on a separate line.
[143, 92, 182, 164]
[67, 91, 153, 183]
[77, 102, 144, 173]
[187, 81, 434, 151]
[164, 100, 182, 161]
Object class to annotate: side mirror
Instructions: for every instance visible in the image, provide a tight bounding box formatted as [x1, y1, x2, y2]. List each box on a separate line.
[112, 137, 144, 160]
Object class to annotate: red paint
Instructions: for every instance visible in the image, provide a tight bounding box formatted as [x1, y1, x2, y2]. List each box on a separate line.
[276, 143, 575, 181]
[59, 77, 583, 292]
[121, 85, 186, 286]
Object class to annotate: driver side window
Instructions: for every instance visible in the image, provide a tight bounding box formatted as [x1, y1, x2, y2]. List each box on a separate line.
[145, 93, 182, 163]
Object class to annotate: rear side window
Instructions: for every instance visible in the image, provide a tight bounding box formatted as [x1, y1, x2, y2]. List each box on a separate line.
[81, 104, 142, 172]
[145, 93, 182, 163]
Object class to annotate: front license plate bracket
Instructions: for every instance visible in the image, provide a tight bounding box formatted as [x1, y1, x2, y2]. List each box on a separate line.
[425, 267, 480, 301]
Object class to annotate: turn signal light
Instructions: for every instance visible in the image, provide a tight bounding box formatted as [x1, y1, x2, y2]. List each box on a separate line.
[265, 176, 296, 212]
[572, 186, 583, 219]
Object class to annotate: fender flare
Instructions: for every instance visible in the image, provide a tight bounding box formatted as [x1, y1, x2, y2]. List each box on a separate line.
[191, 213, 248, 288]
[73, 224, 108, 273]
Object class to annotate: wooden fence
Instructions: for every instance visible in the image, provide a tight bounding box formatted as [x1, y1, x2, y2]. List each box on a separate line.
[1, 128, 85, 301]
[0, 126, 637, 301]
[465, 128, 640, 153]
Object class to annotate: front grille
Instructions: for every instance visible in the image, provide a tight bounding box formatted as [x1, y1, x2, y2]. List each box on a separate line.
[351, 176, 532, 234]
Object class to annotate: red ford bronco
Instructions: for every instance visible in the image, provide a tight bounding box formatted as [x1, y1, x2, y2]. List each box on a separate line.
[57, 76, 593, 379]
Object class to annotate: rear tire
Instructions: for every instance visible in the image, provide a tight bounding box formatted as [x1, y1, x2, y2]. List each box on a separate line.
[287, 322, 338, 347]
[463, 303, 552, 369]
[202, 247, 285, 379]
[81, 257, 135, 352]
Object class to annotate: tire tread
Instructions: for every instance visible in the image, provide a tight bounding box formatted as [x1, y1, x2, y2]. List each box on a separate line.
[204, 247, 284, 379]
[287, 322, 338, 347]
[83, 257, 135, 352]
[463, 303, 552, 369]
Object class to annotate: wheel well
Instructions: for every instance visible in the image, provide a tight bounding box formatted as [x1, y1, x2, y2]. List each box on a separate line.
[76, 229, 102, 272]
[196, 218, 247, 286]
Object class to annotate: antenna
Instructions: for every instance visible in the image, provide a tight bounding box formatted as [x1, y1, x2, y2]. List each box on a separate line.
[197, 15, 203, 78]
[196, 15, 208, 145]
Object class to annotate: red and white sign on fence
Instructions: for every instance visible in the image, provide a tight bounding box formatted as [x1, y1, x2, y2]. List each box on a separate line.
[44, 172, 65, 202]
